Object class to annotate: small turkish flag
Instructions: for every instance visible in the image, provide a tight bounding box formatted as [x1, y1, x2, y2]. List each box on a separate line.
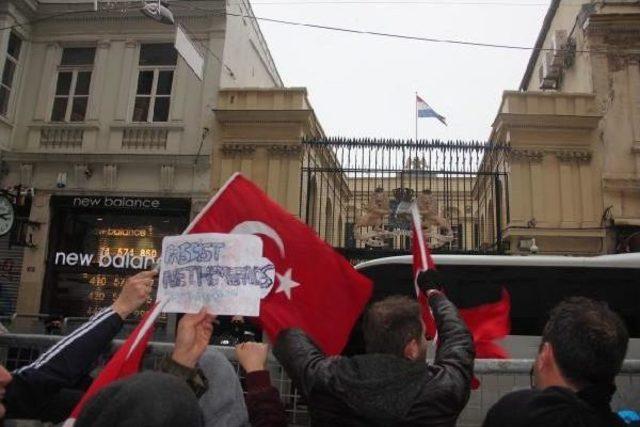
[411, 204, 510, 389]
[186, 173, 372, 355]
[410, 203, 437, 340]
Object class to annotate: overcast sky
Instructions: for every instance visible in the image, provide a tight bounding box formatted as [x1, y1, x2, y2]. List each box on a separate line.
[247, 0, 550, 141]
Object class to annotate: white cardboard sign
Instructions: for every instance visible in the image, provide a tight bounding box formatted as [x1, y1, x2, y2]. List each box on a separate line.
[157, 233, 274, 316]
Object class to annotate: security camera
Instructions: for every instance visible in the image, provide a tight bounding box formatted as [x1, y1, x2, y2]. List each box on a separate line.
[56, 172, 67, 189]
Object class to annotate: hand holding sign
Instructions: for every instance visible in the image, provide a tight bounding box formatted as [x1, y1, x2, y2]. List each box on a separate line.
[173, 308, 216, 368]
[156, 233, 275, 316]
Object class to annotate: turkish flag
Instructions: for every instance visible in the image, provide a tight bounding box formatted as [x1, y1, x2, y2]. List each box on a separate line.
[64, 303, 164, 426]
[185, 173, 373, 355]
[410, 204, 510, 388]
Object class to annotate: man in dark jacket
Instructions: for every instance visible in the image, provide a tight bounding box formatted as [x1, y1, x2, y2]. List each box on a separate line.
[273, 289, 475, 426]
[483, 297, 628, 427]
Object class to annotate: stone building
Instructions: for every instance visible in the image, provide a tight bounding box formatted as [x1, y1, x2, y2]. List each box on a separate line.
[486, 0, 640, 255]
[0, 0, 282, 316]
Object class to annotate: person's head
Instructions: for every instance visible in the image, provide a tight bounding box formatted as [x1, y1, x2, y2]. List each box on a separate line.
[76, 371, 203, 427]
[533, 297, 629, 391]
[362, 296, 427, 361]
[0, 364, 11, 419]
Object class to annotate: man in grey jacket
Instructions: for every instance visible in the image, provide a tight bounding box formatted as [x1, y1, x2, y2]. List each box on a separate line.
[274, 289, 475, 427]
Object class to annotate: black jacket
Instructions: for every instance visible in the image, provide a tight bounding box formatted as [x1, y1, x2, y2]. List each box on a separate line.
[5, 307, 123, 423]
[273, 292, 475, 427]
[483, 385, 625, 427]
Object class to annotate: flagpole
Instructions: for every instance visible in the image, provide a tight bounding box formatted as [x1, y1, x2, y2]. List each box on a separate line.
[415, 91, 418, 142]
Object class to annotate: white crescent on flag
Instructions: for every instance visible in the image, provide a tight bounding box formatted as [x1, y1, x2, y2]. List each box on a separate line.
[230, 220, 300, 299]
[230, 221, 286, 258]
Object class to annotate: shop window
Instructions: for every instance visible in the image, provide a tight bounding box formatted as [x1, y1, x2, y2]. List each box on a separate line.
[132, 44, 177, 123]
[44, 196, 191, 319]
[0, 32, 23, 117]
[51, 47, 96, 122]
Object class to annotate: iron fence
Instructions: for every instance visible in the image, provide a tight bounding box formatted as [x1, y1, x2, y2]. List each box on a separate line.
[300, 139, 510, 262]
[1, 334, 639, 427]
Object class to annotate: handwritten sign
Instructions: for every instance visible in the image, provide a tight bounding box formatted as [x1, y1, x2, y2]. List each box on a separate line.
[156, 233, 275, 316]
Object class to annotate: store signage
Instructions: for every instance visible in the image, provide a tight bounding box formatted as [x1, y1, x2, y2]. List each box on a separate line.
[157, 233, 275, 316]
[72, 197, 161, 210]
[51, 195, 191, 213]
[54, 251, 157, 270]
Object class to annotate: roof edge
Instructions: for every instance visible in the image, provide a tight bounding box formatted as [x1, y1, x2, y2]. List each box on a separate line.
[519, 0, 562, 91]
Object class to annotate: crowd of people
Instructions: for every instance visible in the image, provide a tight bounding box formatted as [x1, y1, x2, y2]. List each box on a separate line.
[0, 269, 635, 426]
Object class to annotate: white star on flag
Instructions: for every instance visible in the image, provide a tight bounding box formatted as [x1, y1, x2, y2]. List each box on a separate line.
[275, 268, 300, 300]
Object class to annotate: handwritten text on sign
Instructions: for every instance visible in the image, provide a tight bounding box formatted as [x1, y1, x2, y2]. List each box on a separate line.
[157, 233, 275, 316]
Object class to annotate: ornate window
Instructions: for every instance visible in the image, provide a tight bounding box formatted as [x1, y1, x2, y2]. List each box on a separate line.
[0, 32, 22, 117]
[132, 44, 177, 123]
[51, 47, 96, 122]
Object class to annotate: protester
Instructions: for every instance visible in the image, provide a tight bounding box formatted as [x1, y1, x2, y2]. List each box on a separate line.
[2, 270, 155, 422]
[75, 371, 204, 427]
[236, 342, 288, 427]
[158, 308, 251, 427]
[483, 297, 629, 427]
[273, 289, 475, 426]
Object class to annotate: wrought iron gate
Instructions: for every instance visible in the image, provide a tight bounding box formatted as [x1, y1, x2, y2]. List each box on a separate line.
[300, 138, 510, 262]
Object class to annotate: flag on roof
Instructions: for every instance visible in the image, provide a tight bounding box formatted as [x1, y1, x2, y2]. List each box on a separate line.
[416, 95, 447, 126]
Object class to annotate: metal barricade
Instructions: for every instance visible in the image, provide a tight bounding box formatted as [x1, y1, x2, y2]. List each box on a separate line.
[0, 334, 638, 427]
[8, 314, 51, 335]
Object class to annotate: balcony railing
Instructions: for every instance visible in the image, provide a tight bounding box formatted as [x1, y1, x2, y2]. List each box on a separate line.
[122, 127, 168, 149]
[39, 127, 84, 149]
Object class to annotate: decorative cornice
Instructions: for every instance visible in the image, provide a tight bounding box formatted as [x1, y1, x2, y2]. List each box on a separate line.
[496, 113, 602, 131]
[266, 144, 302, 156]
[2, 152, 208, 166]
[220, 144, 256, 156]
[555, 150, 592, 163]
[509, 149, 544, 162]
[508, 148, 593, 164]
[40, 12, 217, 26]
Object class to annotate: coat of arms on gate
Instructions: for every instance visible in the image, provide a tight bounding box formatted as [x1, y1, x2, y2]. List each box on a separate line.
[355, 188, 453, 249]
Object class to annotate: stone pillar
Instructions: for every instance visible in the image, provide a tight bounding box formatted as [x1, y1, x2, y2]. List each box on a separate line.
[16, 192, 51, 314]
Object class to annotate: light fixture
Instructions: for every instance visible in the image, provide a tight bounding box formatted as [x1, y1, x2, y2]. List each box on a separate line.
[140, 0, 175, 25]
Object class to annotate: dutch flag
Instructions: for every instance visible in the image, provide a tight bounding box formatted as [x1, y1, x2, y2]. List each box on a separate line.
[416, 95, 447, 126]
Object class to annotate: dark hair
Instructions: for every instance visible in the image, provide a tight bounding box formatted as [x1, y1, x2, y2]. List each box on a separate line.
[362, 296, 422, 357]
[542, 297, 629, 387]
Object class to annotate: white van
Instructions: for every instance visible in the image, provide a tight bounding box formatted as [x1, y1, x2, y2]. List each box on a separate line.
[353, 253, 640, 359]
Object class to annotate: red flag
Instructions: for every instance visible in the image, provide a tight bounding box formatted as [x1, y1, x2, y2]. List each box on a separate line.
[63, 302, 164, 426]
[185, 173, 372, 355]
[410, 203, 437, 340]
[459, 289, 511, 359]
[410, 204, 511, 389]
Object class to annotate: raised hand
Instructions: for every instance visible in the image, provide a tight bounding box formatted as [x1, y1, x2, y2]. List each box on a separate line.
[172, 308, 216, 368]
[112, 270, 157, 319]
[235, 342, 269, 373]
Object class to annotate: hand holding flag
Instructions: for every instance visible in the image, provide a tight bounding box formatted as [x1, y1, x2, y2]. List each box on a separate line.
[411, 203, 511, 359]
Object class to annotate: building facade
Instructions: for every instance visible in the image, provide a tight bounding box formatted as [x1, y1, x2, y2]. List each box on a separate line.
[0, 0, 282, 316]
[488, 0, 640, 255]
